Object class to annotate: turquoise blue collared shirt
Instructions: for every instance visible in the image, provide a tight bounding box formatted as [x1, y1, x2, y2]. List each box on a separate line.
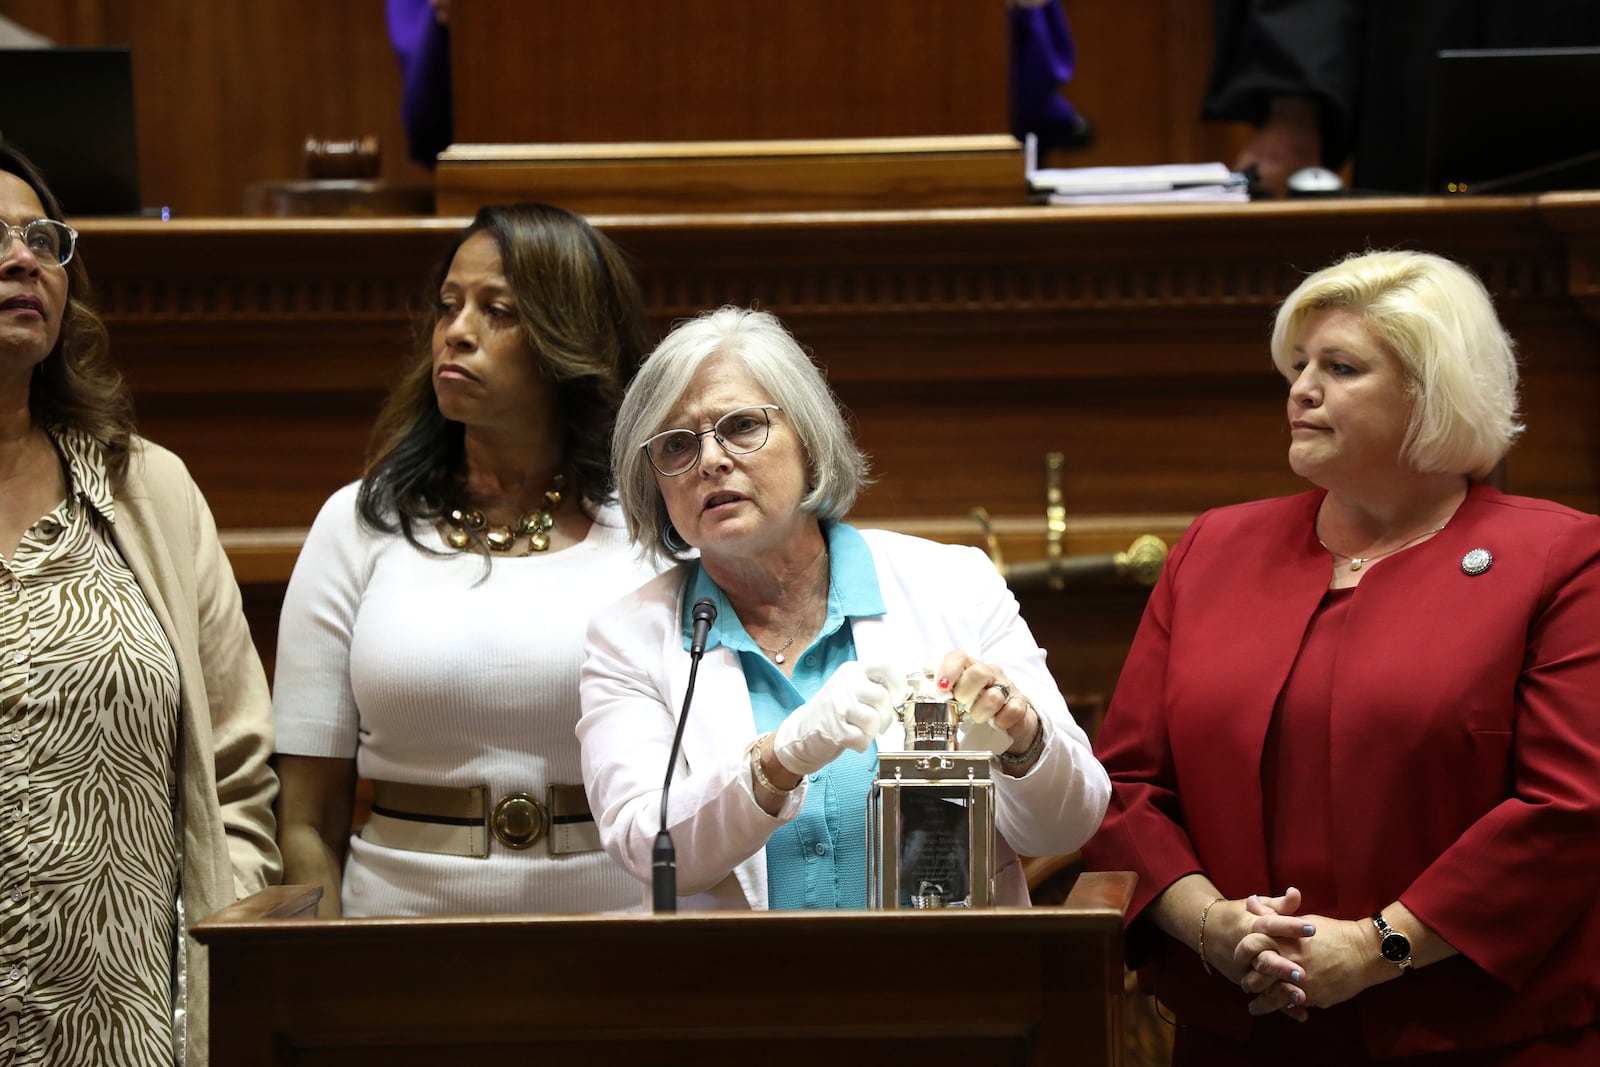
[680, 522, 887, 909]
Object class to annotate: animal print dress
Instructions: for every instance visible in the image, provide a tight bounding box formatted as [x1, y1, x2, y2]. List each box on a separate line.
[0, 431, 180, 1066]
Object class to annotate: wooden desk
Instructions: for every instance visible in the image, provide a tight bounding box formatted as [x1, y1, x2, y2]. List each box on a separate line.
[75, 195, 1600, 695]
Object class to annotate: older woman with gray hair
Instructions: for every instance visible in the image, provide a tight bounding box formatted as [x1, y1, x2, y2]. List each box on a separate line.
[1083, 249, 1600, 1064]
[578, 306, 1109, 911]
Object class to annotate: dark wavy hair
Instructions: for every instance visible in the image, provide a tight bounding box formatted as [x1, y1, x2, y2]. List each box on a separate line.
[357, 203, 650, 552]
[2, 140, 135, 485]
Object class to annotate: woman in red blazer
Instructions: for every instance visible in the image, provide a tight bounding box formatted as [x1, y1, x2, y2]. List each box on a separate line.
[1082, 249, 1600, 1065]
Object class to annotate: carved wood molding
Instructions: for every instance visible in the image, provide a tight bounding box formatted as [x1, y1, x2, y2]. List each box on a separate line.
[93, 275, 421, 323]
[78, 220, 459, 327]
[77, 199, 1589, 334]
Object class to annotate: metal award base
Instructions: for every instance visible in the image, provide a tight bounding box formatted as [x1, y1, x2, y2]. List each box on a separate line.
[867, 751, 995, 909]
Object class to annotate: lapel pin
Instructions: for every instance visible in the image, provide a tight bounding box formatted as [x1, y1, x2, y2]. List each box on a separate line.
[1460, 548, 1493, 576]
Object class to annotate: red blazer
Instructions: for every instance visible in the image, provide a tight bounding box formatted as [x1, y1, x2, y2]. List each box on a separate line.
[1081, 484, 1600, 1057]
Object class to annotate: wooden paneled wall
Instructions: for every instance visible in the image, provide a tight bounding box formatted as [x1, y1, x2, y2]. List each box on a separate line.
[0, 0, 429, 216]
[1, 0, 1249, 216]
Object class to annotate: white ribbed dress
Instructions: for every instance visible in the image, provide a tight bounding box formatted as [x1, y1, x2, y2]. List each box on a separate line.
[272, 483, 661, 916]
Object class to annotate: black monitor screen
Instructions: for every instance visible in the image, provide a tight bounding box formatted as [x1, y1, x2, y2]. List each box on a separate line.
[1425, 47, 1600, 195]
[0, 47, 142, 216]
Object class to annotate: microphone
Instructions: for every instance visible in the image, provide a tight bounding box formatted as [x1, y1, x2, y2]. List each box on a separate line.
[653, 596, 717, 913]
[689, 596, 716, 656]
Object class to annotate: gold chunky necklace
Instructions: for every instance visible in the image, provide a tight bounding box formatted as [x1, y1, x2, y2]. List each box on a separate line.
[439, 474, 565, 554]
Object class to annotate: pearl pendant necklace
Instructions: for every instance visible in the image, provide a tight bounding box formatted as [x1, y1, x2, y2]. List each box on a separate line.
[757, 599, 818, 664]
[753, 558, 829, 664]
[757, 620, 805, 664]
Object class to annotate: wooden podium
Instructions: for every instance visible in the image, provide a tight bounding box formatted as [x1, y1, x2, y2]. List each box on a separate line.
[193, 872, 1134, 1066]
[449, 0, 1007, 144]
[437, 0, 1018, 215]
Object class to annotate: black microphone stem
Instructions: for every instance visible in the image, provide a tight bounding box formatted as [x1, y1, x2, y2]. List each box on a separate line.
[653, 597, 717, 913]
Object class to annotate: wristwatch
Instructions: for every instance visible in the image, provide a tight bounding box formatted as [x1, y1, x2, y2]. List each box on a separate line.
[1372, 912, 1413, 972]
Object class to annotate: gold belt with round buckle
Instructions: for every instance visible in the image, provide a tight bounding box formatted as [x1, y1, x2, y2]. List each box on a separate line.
[490, 792, 549, 850]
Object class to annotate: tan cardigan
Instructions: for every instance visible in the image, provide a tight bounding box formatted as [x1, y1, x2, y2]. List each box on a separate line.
[110, 437, 281, 1066]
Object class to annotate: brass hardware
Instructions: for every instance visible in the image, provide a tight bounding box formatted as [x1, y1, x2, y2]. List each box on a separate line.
[969, 506, 1005, 571]
[1115, 534, 1168, 586]
[1045, 452, 1066, 591]
[999, 535, 1169, 590]
[490, 792, 548, 850]
[968, 452, 1169, 591]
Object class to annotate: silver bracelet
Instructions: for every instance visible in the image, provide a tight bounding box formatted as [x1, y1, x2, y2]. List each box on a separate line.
[997, 707, 1046, 766]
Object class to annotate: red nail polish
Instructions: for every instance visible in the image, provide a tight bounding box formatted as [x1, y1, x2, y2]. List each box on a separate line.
[937, 677, 951, 690]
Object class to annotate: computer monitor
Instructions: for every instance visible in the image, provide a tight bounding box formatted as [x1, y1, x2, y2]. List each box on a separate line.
[0, 46, 143, 216]
[1424, 47, 1600, 195]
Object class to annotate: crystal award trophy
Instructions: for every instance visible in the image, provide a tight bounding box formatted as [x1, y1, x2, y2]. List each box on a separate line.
[867, 669, 996, 908]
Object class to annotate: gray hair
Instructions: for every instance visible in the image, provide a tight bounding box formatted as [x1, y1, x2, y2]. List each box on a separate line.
[613, 306, 870, 565]
[1271, 249, 1522, 480]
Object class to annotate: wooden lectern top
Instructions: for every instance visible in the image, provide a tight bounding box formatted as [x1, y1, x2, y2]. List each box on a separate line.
[195, 871, 1135, 1066]
[433, 134, 1025, 216]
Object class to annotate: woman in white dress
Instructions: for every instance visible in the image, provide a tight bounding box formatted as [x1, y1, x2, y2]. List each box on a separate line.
[273, 203, 661, 916]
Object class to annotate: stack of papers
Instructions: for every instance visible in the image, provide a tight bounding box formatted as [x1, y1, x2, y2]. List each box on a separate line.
[1024, 135, 1249, 204]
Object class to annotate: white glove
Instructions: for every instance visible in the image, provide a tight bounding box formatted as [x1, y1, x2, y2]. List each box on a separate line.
[772, 661, 904, 776]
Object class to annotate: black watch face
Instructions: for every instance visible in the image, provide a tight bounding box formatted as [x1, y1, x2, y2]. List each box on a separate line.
[1380, 931, 1412, 963]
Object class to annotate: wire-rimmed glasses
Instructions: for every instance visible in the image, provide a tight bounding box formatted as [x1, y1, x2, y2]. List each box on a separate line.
[642, 404, 783, 477]
[1, 219, 77, 268]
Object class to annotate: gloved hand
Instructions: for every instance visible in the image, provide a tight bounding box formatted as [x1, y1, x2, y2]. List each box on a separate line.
[772, 661, 904, 776]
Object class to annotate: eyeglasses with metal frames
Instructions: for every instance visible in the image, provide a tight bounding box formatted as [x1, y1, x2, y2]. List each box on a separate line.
[0, 219, 77, 268]
[642, 404, 783, 477]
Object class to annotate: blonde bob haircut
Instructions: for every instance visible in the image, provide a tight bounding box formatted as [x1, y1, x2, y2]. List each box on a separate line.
[613, 306, 870, 566]
[1270, 249, 1522, 480]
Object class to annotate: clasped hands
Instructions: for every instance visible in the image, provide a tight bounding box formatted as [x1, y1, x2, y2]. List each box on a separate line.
[771, 651, 1037, 776]
[1213, 887, 1381, 1021]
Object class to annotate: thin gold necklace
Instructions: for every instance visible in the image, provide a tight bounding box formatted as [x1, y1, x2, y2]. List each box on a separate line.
[439, 474, 565, 555]
[1317, 523, 1444, 572]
